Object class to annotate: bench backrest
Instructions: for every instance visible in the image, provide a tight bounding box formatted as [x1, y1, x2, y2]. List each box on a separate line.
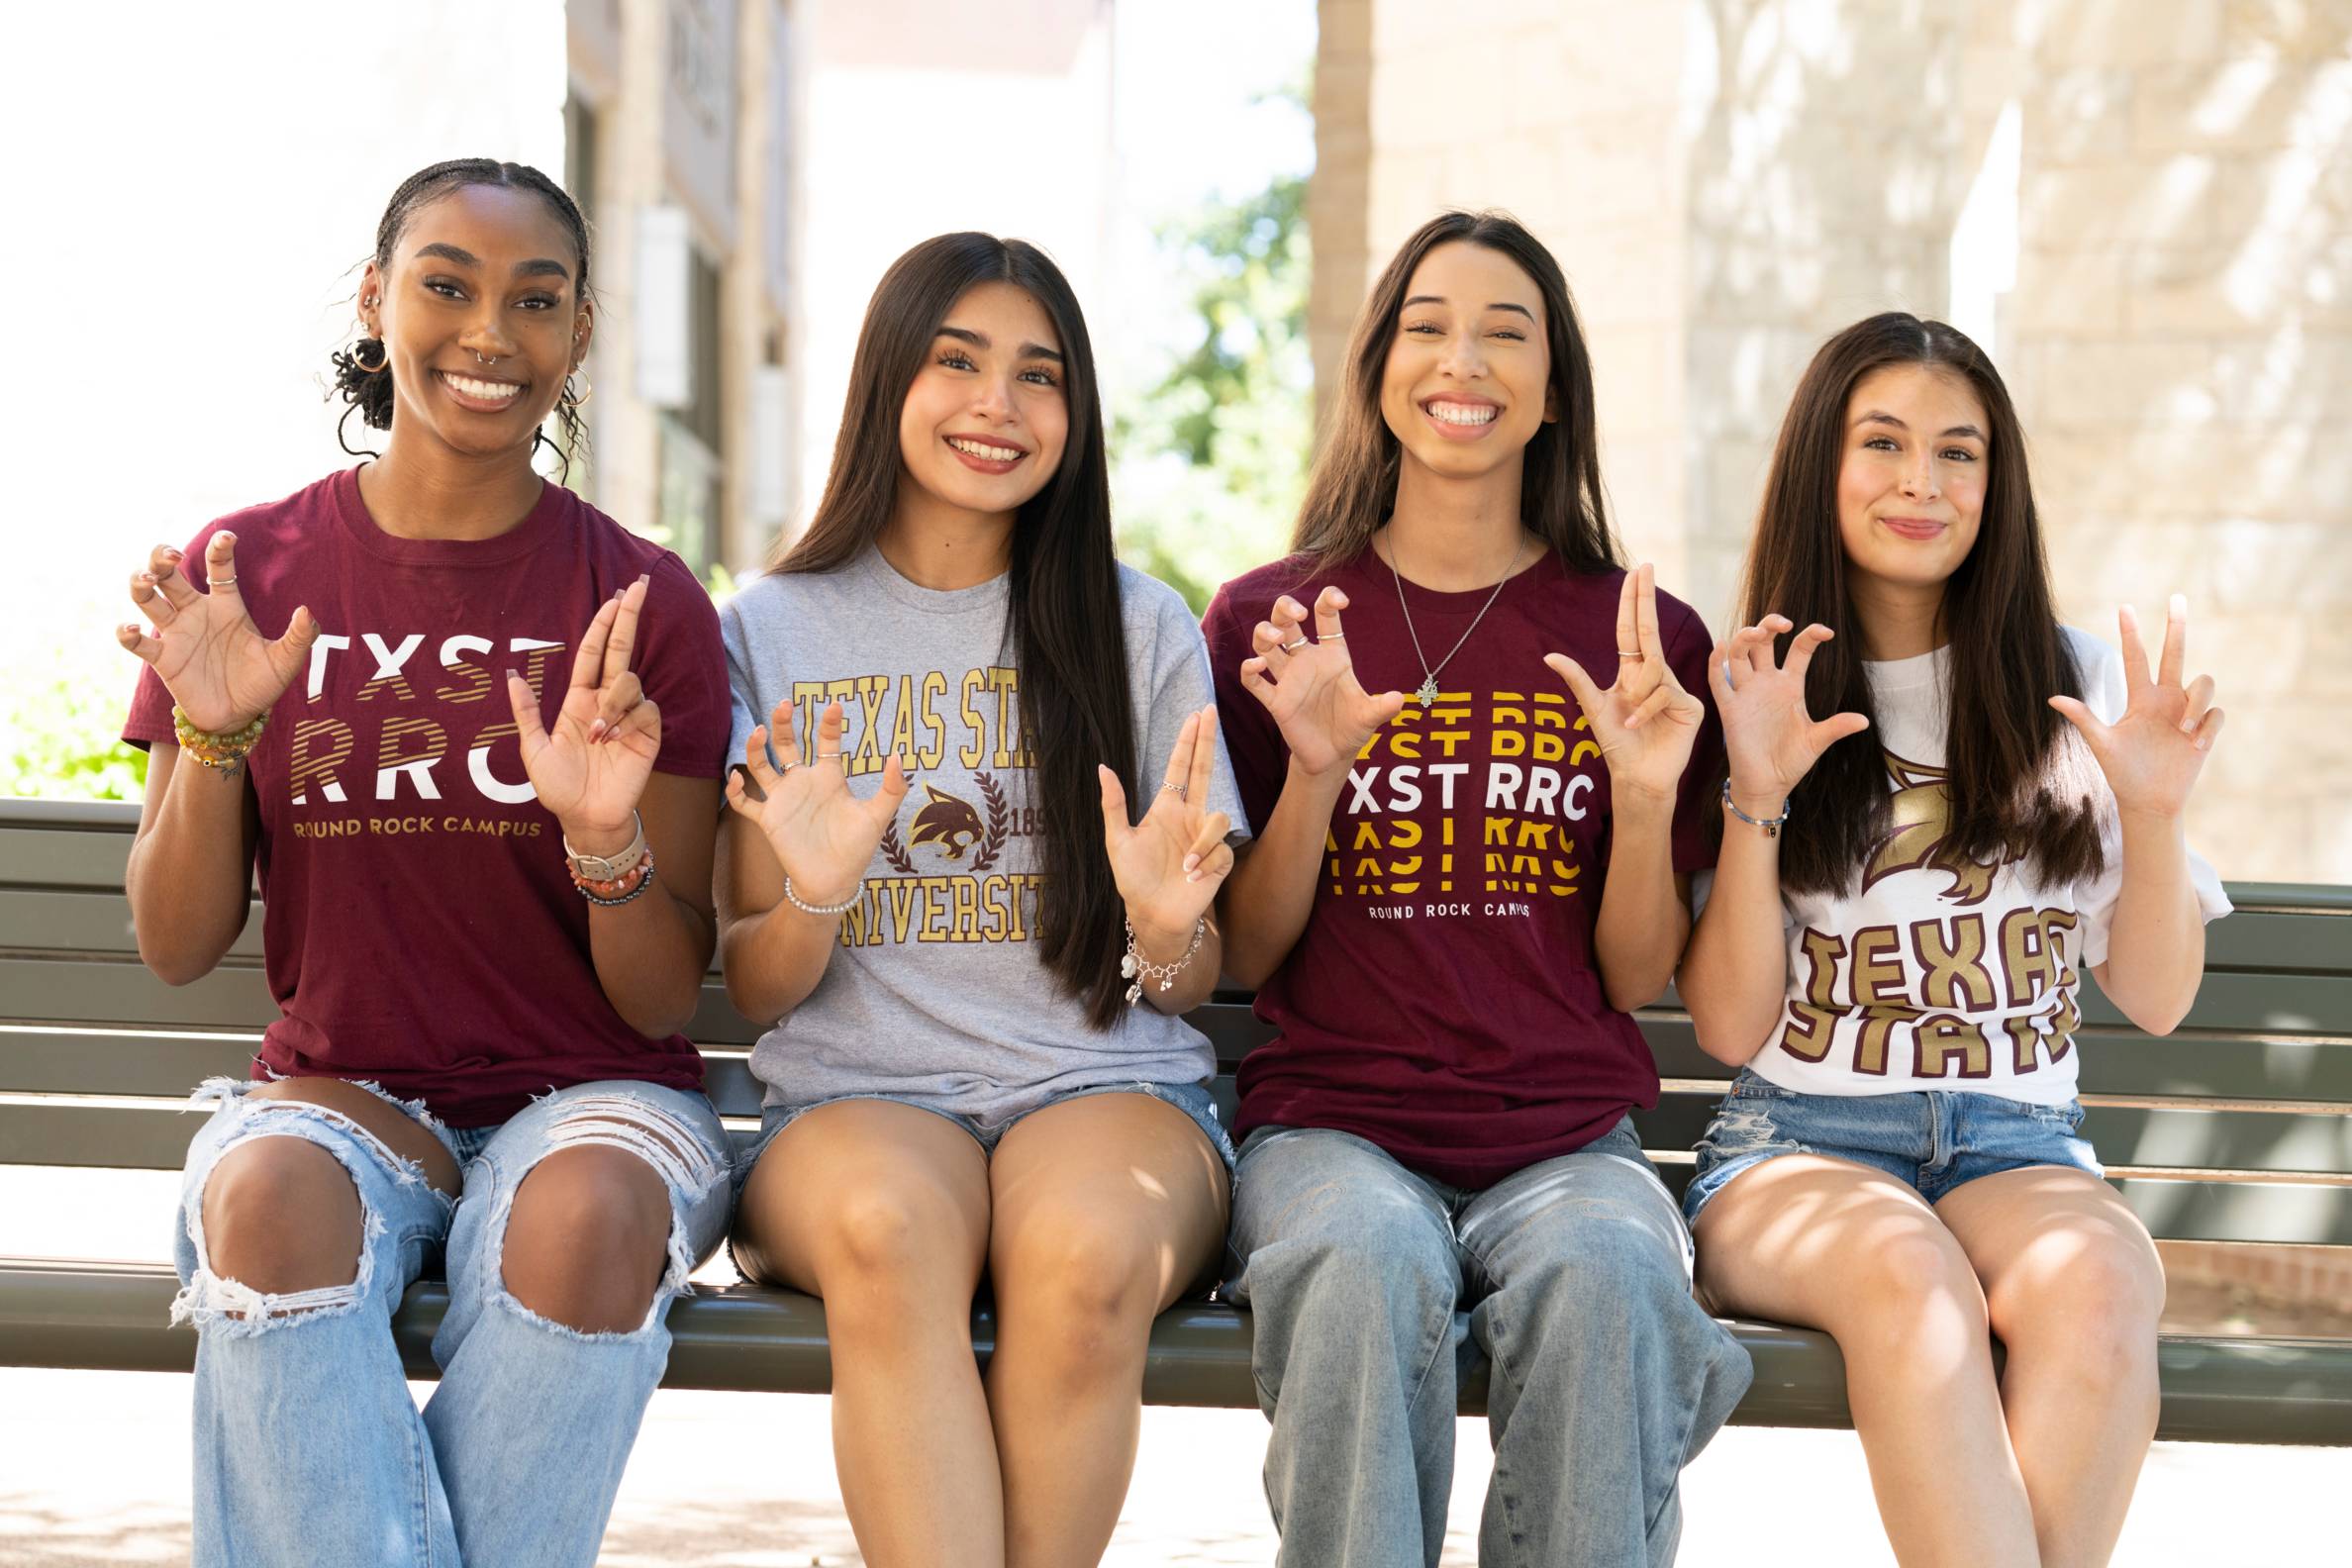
[4, 798, 2347, 1248]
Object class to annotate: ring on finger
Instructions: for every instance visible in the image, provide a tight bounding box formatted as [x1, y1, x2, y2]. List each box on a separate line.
[1158, 781, 1187, 799]
[1617, 649, 1642, 659]
[1322, 633, 1345, 642]
[212, 576, 238, 588]
[1282, 638, 1309, 652]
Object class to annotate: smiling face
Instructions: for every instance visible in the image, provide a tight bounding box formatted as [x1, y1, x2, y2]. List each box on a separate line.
[1834, 362, 1991, 598]
[895, 280, 1069, 519]
[358, 183, 590, 460]
[1377, 240, 1555, 483]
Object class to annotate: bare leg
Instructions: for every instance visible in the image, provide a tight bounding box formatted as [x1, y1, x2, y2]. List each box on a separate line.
[986, 1094, 1228, 1568]
[734, 1101, 999, 1568]
[1694, 1156, 2039, 1567]
[204, 1078, 459, 1297]
[1936, 1168, 2163, 1568]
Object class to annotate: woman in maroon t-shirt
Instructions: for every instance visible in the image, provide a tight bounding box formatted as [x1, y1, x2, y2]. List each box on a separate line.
[116, 160, 732, 1568]
[1201, 211, 1751, 1565]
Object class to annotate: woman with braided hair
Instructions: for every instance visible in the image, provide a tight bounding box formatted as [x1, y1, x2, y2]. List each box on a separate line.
[117, 158, 734, 1567]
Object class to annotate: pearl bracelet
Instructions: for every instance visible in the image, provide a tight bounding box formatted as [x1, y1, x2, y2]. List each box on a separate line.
[784, 875, 862, 917]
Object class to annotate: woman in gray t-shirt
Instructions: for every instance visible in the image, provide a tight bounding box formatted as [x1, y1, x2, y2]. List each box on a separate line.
[716, 234, 1248, 1565]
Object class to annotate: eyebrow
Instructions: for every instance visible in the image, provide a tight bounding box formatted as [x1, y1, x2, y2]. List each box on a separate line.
[1401, 294, 1537, 322]
[936, 325, 1064, 362]
[413, 242, 572, 282]
[1855, 410, 1986, 441]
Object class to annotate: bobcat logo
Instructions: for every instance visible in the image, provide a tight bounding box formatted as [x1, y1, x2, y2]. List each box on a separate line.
[909, 784, 985, 861]
[1861, 751, 1998, 907]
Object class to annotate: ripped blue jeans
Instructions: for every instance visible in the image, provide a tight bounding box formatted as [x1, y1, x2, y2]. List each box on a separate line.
[170, 1076, 733, 1568]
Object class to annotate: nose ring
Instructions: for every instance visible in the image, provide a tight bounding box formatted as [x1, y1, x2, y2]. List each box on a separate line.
[475, 350, 500, 366]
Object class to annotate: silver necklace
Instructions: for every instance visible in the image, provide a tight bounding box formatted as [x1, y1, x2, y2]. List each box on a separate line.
[1387, 532, 1526, 708]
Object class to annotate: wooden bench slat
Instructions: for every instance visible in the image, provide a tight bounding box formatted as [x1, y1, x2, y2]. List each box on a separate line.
[3, 1258, 2342, 1442]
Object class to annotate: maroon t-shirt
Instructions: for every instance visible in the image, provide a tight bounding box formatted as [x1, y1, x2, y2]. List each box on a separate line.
[124, 466, 728, 1126]
[1203, 549, 1723, 1188]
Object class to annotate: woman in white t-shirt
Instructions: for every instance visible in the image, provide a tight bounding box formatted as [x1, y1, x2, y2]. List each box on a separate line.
[1678, 312, 2229, 1567]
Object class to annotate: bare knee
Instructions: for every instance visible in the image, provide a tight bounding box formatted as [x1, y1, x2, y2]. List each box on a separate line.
[199, 1136, 363, 1298]
[996, 1222, 1162, 1376]
[1991, 1236, 2164, 1397]
[501, 1145, 673, 1334]
[1827, 1229, 1991, 1366]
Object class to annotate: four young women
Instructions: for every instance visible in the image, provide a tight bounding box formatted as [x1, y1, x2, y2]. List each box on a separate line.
[123, 157, 2224, 1567]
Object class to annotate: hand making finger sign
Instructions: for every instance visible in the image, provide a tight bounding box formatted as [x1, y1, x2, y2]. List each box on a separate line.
[726, 697, 910, 911]
[1705, 615, 1872, 813]
[2049, 597, 2222, 820]
[1100, 706, 1236, 945]
[116, 532, 321, 735]
[1542, 563, 1707, 804]
[1238, 587, 1408, 778]
[508, 575, 664, 843]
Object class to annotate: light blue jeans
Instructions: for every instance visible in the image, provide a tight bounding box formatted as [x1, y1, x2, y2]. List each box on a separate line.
[1225, 1117, 1753, 1568]
[170, 1076, 733, 1568]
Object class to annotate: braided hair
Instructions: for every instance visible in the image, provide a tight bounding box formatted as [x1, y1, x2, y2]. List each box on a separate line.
[330, 158, 593, 476]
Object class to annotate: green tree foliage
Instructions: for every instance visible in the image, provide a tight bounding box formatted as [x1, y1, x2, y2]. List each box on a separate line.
[5, 659, 148, 801]
[1114, 169, 1313, 612]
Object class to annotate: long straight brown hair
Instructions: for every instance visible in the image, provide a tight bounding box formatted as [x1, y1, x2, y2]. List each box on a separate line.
[1730, 312, 2104, 893]
[775, 234, 1137, 1028]
[1295, 210, 1622, 573]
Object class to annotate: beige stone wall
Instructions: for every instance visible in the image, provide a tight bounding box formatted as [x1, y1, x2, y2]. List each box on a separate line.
[2007, 0, 2352, 882]
[1313, 0, 2352, 881]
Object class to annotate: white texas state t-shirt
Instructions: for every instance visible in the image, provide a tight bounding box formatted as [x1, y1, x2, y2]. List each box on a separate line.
[1741, 628, 2230, 1104]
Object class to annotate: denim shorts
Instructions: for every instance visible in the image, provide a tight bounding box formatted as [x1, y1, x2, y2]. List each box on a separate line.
[734, 1078, 1235, 1199]
[1682, 1068, 2104, 1223]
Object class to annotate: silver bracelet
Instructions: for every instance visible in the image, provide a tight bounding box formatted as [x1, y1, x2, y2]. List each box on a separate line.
[1720, 779, 1792, 838]
[784, 874, 862, 917]
[1122, 914, 1208, 1005]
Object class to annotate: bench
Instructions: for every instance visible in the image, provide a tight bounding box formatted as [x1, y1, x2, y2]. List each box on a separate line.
[4, 796, 2347, 1443]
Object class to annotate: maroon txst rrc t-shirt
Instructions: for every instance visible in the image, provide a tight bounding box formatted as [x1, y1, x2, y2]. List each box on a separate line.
[124, 466, 728, 1127]
[1203, 549, 1722, 1188]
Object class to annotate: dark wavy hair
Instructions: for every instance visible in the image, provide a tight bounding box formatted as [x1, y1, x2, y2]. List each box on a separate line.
[775, 233, 1138, 1028]
[328, 158, 592, 476]
[1294, 209, 1622, 575]
[1724, 312, 2105, 893]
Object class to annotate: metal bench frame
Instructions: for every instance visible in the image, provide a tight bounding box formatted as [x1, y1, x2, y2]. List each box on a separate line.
[5, 798, 2348, 1443]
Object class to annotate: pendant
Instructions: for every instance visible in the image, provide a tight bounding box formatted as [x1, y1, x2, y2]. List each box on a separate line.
[1126, 982, 1144, 1007]
[1416, 675, 1438, 709]
[1121, 953, 1139, 979]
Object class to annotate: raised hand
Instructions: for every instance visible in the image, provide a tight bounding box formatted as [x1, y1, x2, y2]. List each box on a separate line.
[1100, 706, 1236, 945]
[508, 576, 664, 845]
[1237, 587, 1407, 777]
[726, 698, 910, 909]
[1703, 614, 1871, 813]
[116, 533, 320, 734]
[1542, 563, 1708, 804]
[2050, 598, 2221, 820]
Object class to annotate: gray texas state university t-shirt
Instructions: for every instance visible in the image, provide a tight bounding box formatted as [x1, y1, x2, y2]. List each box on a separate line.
[720, 546, 1249, 1126]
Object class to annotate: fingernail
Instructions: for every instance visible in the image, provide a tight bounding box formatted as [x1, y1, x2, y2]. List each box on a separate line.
[1183, 853, 1201, 873]
[162, 547, 181, 561]
[1187, 869, 1205, 883]
[637, 572, 650, 586]
[589, 720, 608, 742]
[506, 667, 522, 682]
[139, 572, 155, 584]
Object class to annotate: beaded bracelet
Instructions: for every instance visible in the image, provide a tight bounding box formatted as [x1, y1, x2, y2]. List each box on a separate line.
[784, 875, 862, 917]
[571, 848, 656, 906]
[171, 706, 268, 775]
[1720, 778, 1792, 838]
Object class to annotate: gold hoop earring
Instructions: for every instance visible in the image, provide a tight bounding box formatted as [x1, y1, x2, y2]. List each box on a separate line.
[352, 337, 388, 374]
[563, 368, 592, 406]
